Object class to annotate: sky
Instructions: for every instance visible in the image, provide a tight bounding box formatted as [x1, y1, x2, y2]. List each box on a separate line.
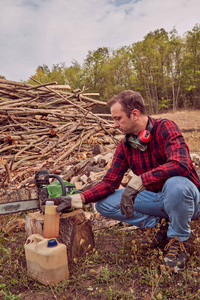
[0, 0, 199, 82]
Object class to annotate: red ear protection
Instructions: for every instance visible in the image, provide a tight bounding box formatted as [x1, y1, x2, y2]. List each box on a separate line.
[137, 118, 153, 146]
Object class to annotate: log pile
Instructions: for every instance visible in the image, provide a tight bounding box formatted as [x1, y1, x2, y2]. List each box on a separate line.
[0, 78, 120, 190]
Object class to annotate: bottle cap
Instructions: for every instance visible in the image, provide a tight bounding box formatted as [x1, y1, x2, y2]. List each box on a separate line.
[47, 238, 58, 247]
[46, 200, 54, 205]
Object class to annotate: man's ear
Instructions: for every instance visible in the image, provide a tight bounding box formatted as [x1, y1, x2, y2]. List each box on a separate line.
[131, 109, 139, 120]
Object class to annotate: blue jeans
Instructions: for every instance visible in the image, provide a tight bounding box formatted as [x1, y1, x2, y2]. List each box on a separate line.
[95, 176, 200, 241]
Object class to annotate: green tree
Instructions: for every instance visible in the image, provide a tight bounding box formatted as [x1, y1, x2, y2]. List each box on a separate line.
[165, 28, 184, 111]
[48, 63, 66, 84]
[130, 28, 185, 113]
[131, 29, 171, 113]
[29, 63, 66, 85]
[82, 47, 112, 99]
[64, 60, 83, 90]
[182, 24, 200, 108]
[28, 64, 51, 84]
[109, 46, 135, 96]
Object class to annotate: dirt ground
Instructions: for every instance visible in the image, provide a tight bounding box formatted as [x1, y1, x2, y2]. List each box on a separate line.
[152, 109, 200, 130]
[151, 109, 200, 155]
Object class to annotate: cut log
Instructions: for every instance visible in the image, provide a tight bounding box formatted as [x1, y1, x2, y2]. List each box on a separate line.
[25, 211, 44, 236]
[25, 209, 95, 262]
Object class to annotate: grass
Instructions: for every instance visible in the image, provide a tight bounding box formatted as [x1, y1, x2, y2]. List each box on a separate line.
[0, 218, 200, 300]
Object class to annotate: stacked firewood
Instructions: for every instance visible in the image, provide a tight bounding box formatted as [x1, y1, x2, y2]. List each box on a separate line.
[0, 78, 121, 189]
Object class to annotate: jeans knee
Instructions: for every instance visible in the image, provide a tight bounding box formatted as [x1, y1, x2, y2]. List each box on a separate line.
[163, 176, 191, 199]
[162, 176, 197, 212]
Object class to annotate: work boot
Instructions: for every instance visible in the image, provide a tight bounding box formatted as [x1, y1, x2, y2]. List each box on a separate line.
[141, 218, 168, 248]
[163, 238, 190, 273]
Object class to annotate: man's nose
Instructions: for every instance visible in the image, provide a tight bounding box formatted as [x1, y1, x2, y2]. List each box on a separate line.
[114, 120, 119, 128]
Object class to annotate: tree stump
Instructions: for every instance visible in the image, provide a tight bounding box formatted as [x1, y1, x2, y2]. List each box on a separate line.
[25, 209, 95, 262]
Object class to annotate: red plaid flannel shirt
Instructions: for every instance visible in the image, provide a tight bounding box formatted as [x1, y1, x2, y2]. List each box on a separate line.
[82, 117, 200, 203]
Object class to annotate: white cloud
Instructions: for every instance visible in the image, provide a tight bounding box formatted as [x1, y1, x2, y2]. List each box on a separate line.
[0, 0, 199, 81]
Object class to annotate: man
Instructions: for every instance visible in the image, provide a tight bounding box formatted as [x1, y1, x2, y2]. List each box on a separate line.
[49, 90, 200, 272]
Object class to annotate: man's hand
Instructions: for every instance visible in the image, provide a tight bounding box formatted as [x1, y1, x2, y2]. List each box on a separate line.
[43, 194, 83, 213]
[120, 174, 145, 218]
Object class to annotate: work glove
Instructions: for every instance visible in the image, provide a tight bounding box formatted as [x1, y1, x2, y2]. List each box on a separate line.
[43, 194, 83, 213]
[120, 174, 145, 218]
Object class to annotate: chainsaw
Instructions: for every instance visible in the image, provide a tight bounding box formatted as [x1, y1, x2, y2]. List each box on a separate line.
[0, 170, 79, 215]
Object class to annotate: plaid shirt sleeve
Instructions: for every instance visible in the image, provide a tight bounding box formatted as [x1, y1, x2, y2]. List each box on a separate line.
[82, 141, 129, 203]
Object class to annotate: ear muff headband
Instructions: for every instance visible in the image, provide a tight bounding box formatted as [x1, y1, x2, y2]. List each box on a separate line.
[137, 118, 153, 145]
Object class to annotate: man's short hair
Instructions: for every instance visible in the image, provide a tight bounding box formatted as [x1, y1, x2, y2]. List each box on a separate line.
[108, 90, 146, 117]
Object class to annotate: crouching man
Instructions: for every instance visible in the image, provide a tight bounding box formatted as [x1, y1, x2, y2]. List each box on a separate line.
[49, 90, 200, 273]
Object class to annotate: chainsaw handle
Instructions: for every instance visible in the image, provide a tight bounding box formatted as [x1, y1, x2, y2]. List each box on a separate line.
[49, 174, 66, 196]
[35, 170, 66, 196]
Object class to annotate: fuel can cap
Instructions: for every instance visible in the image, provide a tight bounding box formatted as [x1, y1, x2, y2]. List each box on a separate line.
[47, 238, 58, 247]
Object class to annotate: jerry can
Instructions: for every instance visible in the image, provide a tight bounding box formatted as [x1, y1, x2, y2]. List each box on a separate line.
[24, 234, 69, 285]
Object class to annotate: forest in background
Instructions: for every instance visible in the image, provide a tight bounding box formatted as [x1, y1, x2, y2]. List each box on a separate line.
[2, 24, 200, 114]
